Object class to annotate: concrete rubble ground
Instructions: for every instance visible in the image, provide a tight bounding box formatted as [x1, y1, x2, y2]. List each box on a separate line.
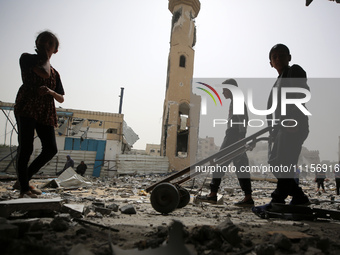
[0, 171, 340, 255]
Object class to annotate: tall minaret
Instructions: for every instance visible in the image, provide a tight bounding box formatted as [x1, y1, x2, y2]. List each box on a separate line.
[160, 0, 201, 171]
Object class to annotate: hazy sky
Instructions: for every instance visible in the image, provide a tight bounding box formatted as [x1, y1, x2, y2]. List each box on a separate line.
[0, 0, 339, 160]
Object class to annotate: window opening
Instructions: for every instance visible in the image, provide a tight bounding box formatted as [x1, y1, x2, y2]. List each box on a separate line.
[179, 55, 186, 68]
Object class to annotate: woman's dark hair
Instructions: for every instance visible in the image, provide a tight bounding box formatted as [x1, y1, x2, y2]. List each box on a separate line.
[269, 44, 290, 60]
[35, 31, 59, 51]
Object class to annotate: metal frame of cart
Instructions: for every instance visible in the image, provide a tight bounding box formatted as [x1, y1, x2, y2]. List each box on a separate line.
[146, 126, 272, 214]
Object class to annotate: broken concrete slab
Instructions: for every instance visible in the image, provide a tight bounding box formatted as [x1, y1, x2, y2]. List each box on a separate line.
[0, 197, 62, 218]
[42, 168, 92, 190]
[62, 203, 84, 218]
[57, 167, 92, 188]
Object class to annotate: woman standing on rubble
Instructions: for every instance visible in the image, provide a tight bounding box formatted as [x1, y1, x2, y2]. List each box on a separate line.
[14, 31, 65, 198]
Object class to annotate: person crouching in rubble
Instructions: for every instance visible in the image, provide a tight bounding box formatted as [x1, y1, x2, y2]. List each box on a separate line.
[57, 155, 74, 175]
[76, 161, 87, 176]
[14, 31, 65, 198]
[196, 78, 254, 207]
[252, 44, 310, 217]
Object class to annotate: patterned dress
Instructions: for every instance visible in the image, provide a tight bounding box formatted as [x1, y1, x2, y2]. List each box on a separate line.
[14, 53, 64, 127]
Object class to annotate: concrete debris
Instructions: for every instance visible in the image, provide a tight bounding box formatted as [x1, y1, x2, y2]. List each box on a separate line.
[270, 233, 293, 250]
[41, 167, 92, 190]
[216, 217, 242, 246]
[255, 243, 276, 255]
[120, 204, 137, 214]
[107, 203, 119, 212]
[57, 167, 92, 188]
[0, 197, 62, 218]
[0, 173, 339, 254]
[94, 205, 112, 216]
[62, 203, 84, 218]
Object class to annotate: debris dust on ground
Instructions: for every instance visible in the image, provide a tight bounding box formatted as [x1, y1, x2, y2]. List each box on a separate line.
[1, 173, 340, 255]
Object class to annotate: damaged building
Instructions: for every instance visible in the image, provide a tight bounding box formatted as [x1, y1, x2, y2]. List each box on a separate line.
[0, 101, 153, 177]
[160, 0, 201, 171]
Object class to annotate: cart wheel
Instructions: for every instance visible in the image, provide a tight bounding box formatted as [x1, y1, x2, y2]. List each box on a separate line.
[177, 187, 190, 208]
[150, 183, 180, 214]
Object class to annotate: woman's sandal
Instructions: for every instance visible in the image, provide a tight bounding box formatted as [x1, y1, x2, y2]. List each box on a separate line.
[19, 191, 38, 198]
[29, 185, 42, 195]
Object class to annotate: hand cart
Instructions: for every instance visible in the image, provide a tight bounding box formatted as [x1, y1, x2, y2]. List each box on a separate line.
[146, 126, 272, 213]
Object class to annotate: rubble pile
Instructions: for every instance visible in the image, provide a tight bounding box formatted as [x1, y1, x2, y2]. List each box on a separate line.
[0, 173, 340, 254]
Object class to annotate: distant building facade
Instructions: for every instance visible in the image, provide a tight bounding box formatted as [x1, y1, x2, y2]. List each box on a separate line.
[145, 144, 161, 156]
[54, 107, 138, 176]
[196, 136, 220, 161]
